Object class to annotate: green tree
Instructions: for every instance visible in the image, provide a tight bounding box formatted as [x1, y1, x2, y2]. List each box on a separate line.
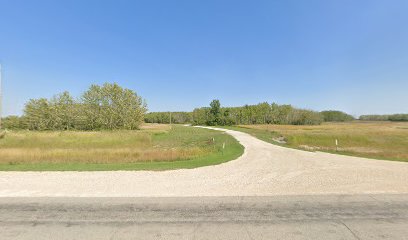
[2, 116, 24, 129]
[81, 83, 147, 130]
[81, 84, 103, 130]
[21, 83, 147, 131]
[321, 110, 354, 122]
[24, 98, 52, 130]
[208, 99, 222, 125]
[50, 91, 75, 130]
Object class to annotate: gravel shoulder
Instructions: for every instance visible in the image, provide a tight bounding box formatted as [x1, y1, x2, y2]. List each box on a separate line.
[0, 126, 407, 197]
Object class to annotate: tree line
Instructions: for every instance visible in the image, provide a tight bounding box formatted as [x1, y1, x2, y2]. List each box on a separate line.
[359, 114, 408, 122]
[6, 93, 406, 130]
[144, 100, 356, 126]
[2, 83, 147, 130]
[144, 112, 192, 124]
[192, 100, 324, 126]
[321, 111, 355, 122]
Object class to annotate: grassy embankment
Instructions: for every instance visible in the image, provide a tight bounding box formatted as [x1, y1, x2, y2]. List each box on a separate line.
[224, 121, 408, 162]
[0, 125, 243, 171]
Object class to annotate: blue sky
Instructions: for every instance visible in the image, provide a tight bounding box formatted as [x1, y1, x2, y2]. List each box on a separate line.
[1, 0, 407, 117]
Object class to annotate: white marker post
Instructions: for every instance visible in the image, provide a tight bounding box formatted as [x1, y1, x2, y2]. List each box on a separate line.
[335, 139, 338, 152]
[222, 142, 225, 155]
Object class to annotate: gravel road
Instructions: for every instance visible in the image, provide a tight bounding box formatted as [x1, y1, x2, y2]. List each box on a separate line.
[0, 126, 407, 197]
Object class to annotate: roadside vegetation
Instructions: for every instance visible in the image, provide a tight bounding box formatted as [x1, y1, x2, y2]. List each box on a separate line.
[0, 124, 243, 171]
[224, 121, 408, 162]
[2, 85, 406, 169]
[0, 85, 247, 171]
[2, 83, 147, 131]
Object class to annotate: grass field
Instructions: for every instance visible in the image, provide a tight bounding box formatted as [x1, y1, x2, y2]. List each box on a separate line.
[0, 125, 244, 171]
[224, 121, 408, 162]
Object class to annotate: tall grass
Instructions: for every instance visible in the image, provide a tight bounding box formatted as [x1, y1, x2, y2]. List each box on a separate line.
[225, 121, 408, 162]
[0, 124, 244, 170]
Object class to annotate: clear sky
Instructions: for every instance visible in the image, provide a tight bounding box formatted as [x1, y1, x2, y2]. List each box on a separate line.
[1, 0, 407, 117]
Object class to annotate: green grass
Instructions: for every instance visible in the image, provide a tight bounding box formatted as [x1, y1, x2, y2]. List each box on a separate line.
[223, 122, 408, 162]
[223, 125, 283, 145]
[0, 125, 244, 171]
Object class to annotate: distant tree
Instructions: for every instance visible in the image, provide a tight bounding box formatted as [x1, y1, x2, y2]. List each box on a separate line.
[361, 114, 408, 122]
[190, 101, 324, 126]
[24, 98, 52, 130]
[2, 116, 25, 129]
[81, 84, 103, 130]
[359, 115, 390, 121]
[388, 114, 408, 122]
[257, 102, 271, 124]
[290, 109, 324, 125]
[321, 110, 354, 122]
[144, 112, 192, 124]
[192, 107, 210, 125]
[50, 91, 75, 130]
[277, 105, 293, 124]
[208, 99, 222, 125]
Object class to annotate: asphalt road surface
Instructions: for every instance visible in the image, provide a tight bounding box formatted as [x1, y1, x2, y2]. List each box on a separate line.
[1, 194, 408, 240]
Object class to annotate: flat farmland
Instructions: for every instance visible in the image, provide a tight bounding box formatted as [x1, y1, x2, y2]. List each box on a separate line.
[226, 121, 408, 162]
[0, 125, 243, 171]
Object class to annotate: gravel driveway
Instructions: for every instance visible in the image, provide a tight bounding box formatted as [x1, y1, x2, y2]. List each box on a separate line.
[0, 126, 407, 197]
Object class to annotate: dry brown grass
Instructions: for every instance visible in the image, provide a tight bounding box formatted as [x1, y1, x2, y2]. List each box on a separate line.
[0, 124, 218, 165]
[140, 123, 172, 131]
[233, 121, 408, 161]
[0, 147, 205, 164]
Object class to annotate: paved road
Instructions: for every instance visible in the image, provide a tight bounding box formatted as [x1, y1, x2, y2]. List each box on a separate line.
[1, 127, 408, 197]
[1, 194, 408, 240]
